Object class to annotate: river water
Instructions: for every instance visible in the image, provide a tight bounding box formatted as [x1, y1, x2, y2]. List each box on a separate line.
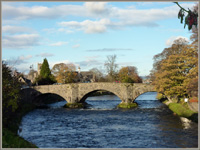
[19, 92, 198, 148]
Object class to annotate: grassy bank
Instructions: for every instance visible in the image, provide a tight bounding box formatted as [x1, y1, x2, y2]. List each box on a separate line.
[3, 93, 66, 148]
[168, 103, 198, 123]
[157, 93, 198, 123]
[2, 128, 37, 148]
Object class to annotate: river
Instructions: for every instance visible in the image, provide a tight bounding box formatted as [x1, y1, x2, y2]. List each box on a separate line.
[18, 92, 198, 148]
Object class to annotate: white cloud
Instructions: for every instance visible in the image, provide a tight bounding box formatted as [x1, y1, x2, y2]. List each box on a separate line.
[2, 34, 40, 49]
[2, 25, 34, 34]
[3, 2, 196, 35]
[6, 55, 33, 66]
[36, 53, 54, 57]
[59, 19, 111, 34]
[86, 48, 133, 52]
[57, 3, 196, 34]
[72, 44, 80, 48]
[84, 2, 108, 14]
[49, 41, 68, 46]
[19, 55, 32, 60]
[166, 36, 189, 46]
[2, 3, 85, 20]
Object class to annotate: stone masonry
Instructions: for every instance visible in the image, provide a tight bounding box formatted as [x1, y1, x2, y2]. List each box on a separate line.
[31, 83, 155, 103]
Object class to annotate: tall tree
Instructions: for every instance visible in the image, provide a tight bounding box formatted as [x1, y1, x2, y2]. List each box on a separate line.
[104, 55, 118, 82]
[35, 58, 56, 85]
[40, 58, 51, 78]
[152, 39, 198, 102]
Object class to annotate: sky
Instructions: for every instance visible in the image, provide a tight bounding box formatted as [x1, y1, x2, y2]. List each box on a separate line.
[2, 1, 198, 76]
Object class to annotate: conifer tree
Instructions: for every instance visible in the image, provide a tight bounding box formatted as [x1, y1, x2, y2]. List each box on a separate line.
[35, 58, 56, 85]
[40, 58, 51, 78]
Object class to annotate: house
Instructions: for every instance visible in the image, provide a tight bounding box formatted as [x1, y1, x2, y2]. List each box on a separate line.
[18, 76, 32, 88]
[76, 67, 96, 83]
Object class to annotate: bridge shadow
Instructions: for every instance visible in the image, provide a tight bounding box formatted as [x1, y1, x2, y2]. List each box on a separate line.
[21, 88, 66, 108]
[34, 93, 65, 105]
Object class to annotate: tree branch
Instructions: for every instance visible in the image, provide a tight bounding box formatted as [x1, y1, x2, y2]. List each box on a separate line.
[174, 2, 189, 13]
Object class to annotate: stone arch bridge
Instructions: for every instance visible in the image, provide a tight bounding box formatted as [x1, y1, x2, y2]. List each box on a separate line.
[24, 83, 156, 104]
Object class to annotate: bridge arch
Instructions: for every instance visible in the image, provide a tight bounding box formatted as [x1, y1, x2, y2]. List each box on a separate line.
[79, 89, 123, 103]
[33, 93, 65, 105]
[132, 85, 156, 101]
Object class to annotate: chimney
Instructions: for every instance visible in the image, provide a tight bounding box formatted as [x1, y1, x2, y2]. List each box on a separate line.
[78, 67, 81, 74]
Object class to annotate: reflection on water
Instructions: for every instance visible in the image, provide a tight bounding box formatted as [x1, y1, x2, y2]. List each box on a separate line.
[19, 92, 198, 148]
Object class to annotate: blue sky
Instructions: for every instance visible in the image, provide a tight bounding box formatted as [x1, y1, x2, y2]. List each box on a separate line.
[2, 1, 198, 76]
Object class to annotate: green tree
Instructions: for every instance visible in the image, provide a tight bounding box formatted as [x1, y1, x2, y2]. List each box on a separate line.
[35, 58, 56, 85]
[40, 58, 51, 78]
[2, 62, 21, 126]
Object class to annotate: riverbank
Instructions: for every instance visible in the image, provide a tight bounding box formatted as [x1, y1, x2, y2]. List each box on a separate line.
[3, 93, 65, 148]
[158, 95, 198, 123]
[2, 103, 38, 148]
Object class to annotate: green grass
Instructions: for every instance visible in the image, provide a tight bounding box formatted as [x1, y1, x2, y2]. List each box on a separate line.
[2, 128, 37, 148]
[168, 103, 198, 123]
[117, 102, 138, 108]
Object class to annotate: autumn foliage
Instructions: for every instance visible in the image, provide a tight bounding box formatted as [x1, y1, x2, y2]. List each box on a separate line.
[118, 66, 142, 83]
[151, 37, 198, 102]
[51, 63, 77, 83]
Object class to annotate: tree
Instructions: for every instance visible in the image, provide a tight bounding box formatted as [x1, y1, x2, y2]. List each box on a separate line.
[104, 55, 118, 82]
[52, 63, 77, 84]
[152, 40, 198, 102]
[190, 25, 198, 50]
[52, 63, 68, 83]
[2, 62, 21, 126]
[35, 58, 56, 85]
[175, 2, 198, 30]
[118, 66, 142, 83]
[40, 58, 51, 78]
[152, 38, 188, 74]
[65, 71, 77, 83]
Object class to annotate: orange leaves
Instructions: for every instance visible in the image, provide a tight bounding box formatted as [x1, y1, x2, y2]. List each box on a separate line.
[118, 66, 142, 83]
[52, 63, 77, 83]
[152, 38, 198, 99]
